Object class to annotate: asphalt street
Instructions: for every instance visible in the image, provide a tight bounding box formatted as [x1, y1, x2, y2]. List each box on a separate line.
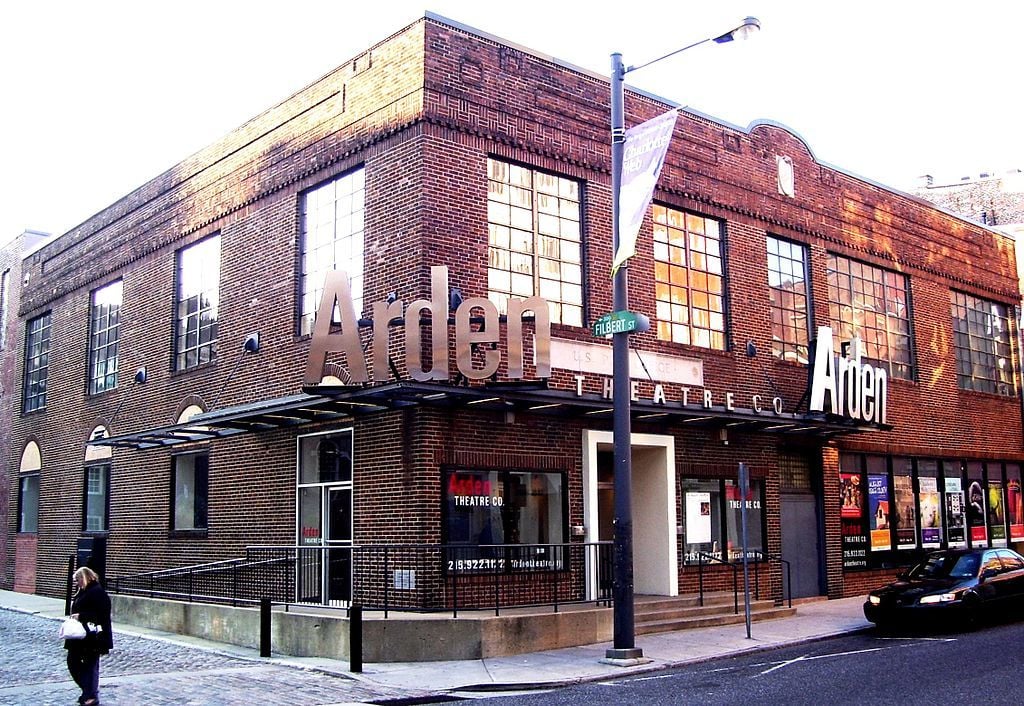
[0, 608, 424, 706]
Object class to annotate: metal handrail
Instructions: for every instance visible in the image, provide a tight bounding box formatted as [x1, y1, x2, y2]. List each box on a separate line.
[696, 551, 740, 613]
[747, 550, 793, 608]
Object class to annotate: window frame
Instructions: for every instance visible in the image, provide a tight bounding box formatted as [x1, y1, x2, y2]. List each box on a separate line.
[486, 158, 584, 327]
[83, 463, 111, 533]
[0, 268, 10, 350]
[681, 476, 767, 565]
[652, 205, 727, 350]
[826, 254, 914, 380]
[18, 473, 40, 533]
[950, 290, 1016, 396]
[23, 312, 52, 413]
[88, 280, 123, 395]
[766, 235, 810, 363]
[174, 236, 220, 371]
[299, 168, 366, 337]
[442, 467, 569, 573]
[171, 452, 209, 533]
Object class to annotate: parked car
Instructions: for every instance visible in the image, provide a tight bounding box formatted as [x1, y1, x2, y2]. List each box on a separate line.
[864, 548, 1024, 630]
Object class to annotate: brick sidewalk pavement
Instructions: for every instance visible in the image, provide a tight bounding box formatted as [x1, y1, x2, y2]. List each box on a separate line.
[0, 609, 433, 706]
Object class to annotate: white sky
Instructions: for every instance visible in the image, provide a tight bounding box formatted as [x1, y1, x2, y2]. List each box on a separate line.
[2, 0, 1022, 244]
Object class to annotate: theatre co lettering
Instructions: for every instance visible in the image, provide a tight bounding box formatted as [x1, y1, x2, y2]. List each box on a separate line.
[808, 325, 888, 425]
[304, 265, 551, 385]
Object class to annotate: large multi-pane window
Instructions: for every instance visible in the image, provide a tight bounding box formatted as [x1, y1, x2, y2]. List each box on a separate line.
[951, 291, 1015, 395]
[83, 464, 110, 532]
[18, 473, 39, 533]
[487, 158, 583, 326]
[23, 312, 51, 412]
[300, 168, 365, 336]
[172, 453, 209, 531]
[653, 205, 725, 349]
[88, 280, 122, 394]
[175, 236, 220, 370]
[766, 236, 809, 363]
[826, 255, 913, 379]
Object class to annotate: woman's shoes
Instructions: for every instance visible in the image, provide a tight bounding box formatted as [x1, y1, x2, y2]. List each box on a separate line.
[82, 699, 98, 706]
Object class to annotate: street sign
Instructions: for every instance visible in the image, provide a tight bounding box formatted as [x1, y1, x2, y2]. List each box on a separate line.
[592, 310, 650, 337]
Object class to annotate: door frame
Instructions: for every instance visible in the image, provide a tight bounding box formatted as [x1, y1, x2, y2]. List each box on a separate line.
[582, 430, 678, 598]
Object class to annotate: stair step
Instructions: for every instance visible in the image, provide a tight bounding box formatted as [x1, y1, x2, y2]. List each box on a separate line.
[635, 599, 779, 622]
[635, 606, 798, 635]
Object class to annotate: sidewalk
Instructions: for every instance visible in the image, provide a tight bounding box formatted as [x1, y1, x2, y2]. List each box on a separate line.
[1, 589, 872, 700]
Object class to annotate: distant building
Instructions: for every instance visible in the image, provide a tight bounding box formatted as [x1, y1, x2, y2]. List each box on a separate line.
[912, 171, 1024, 287]
[0, 230, 50, 588]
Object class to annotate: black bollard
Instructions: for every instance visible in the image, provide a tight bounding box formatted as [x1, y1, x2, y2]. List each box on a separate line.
[349, 603, 362, 673]
[260, 598, 272, 657]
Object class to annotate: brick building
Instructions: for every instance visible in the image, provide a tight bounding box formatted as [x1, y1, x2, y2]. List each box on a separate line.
[5, 14, 1023, 620]
[1, 229, 49, 589]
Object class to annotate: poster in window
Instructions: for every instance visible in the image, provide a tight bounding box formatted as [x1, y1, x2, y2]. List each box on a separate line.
[840, 472, 868, 569]
[685, 492, 713, 544]
[893, 474, 917, 550]
[919, 477, 942, 548]
[868, 475, 891, 552]
[944, 477, 966, 548]
[988, 481, 1006, 546]
[1008, 479, 1024, 541]
[967, 480, 987, 545]
[725, 480, 764, 561]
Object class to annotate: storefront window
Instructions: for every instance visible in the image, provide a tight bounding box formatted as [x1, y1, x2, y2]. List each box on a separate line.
[987, 463, 1007, 546]
[917, 460, 942, 548]
[892, 457, 916, 550]
[1007, 464, 1024, 542]
[966, 462, 987, 547]
[943, 460, 967, 548]
[866, 456, 891, 552]
[683, 479, 721, 563]
[444, 469, 566, 571]
[724, 479, 764, 560]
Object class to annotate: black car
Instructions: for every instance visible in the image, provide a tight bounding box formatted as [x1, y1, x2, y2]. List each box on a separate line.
[864, 548, 1024, 629]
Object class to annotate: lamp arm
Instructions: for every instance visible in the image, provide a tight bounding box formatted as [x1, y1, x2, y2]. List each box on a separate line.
[625, 36, 712, 75]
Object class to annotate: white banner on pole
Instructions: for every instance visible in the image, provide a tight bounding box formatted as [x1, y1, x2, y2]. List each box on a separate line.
[612, 109, 677, 274]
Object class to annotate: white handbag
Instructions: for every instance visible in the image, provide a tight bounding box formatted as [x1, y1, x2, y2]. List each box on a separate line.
[59, 617, 87, 640]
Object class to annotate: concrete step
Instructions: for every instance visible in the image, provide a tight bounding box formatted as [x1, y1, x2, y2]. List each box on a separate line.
[635, 598, 779, 622]
[636, 605, 798, 635]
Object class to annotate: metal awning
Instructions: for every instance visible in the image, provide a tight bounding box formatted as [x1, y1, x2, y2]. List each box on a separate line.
[90, 381, 884, 450]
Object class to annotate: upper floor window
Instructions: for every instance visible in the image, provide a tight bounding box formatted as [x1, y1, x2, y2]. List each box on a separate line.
[951, 291, 1015, 395]
[487, 159, 583, 326]
[84, 464, 110, 533]
[827, 255, 913, 380]
[23, 312, 51, 412]
[766, 236, 809, 363]
[300, 169, 365, 336]
[175, 236, 220, 370]
[653, 205, 725, 350]
[88, 280, 122, 394]
[0, 268, 10, 349]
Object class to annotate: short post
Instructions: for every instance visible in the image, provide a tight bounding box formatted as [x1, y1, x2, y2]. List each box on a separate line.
[65, 555, 76, 615]
[260, 598, 272, 657]
[349, 603, 363, 673]
[739, 462, 752, 639]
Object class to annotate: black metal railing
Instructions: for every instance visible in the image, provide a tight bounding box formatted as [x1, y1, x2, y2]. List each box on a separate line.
[695, 551, 792, 612]
[110, 542, 614, 617]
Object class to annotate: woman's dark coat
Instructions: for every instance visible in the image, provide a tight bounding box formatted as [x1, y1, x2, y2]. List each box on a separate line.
[64, 582, 113, 654]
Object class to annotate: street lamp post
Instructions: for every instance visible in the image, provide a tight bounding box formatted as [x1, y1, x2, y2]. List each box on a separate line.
[605, 17, 760, 661]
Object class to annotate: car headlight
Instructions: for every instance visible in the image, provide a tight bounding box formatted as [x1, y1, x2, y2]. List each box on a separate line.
[868, 595, 881, 605]
[919, 592, 958, 604]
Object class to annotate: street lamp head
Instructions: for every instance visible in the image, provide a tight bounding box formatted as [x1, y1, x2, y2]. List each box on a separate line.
[713, 16, 761, 44]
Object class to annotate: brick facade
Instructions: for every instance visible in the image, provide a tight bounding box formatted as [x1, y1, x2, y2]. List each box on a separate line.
[4, 15, 1022, 610]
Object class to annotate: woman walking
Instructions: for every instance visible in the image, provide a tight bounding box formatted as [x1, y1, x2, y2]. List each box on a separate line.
[64, 566, 113, 706]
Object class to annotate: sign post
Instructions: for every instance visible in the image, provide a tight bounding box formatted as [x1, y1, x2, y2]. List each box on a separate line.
[739, 462, 752, 639]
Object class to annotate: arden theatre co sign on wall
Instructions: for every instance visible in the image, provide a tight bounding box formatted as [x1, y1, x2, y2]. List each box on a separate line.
[808, 325, 888, 425]
[304, 265, 551, 385]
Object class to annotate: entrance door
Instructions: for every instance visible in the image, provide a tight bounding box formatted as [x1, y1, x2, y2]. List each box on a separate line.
[325, 487, 352, 605]
[778, 452, 824, 598]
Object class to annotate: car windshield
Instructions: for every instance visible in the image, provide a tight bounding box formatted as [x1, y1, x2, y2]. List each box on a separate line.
[908, 553, 980, 580]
